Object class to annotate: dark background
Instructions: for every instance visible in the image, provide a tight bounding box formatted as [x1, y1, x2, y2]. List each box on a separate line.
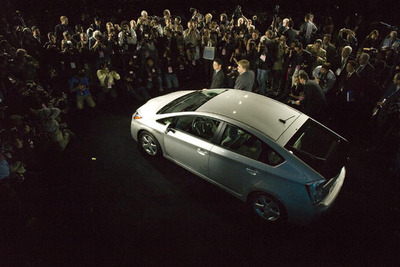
[2, 0, 400, 40]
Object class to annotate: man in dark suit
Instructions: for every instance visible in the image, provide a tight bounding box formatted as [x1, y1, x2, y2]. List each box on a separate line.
[210, 58, 225, 89]
[331, 46, 353, 77]
[295, 70, 327, 121]
[371, 72, 400, 148]
[234, 59, 255, 91]
[356, 53, 376, 113]
[375, 73, 400, 122]
[333, 60, 361, 138]
[335, 60, 361, 104]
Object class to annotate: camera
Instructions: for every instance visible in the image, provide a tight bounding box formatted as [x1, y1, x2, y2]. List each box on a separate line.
[227, 67, 239, 78]
[273, 5, 280, 15]
[233, 5, 243, 19]
[124, 30, 131, 37]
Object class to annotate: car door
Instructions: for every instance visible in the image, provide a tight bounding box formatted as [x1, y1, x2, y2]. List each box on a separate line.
[208, 123, 284, 195]
[163, 115, 221, 177]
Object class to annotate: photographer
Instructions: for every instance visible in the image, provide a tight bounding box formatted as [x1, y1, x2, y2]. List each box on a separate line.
[227, 48, 244, 87]
[13, 48, 39, 82]
[60, 31, 77, 52]
[255, 42, 274, 95]
[381, 31, 400, 52]
[312, 62, 336, 96]
[246, 30, 260, 52]
[219, 31, 235, 70]
[70, 69, 95, 110]
[124, 54, 150, 102]
[118, 21, 137, 53]
[183, 20, 200, 51]
[143, 57, 163, 94]
[60, 39, 79, 82]
[161, 48, 179, 91]
[306, 39, 327, 71]
[246, 30, 260, 73]
[285, 74, 304, 108]
[89, 30, 110, 70]
[30, 106, 70, 151]
[76, 32, 91, 76]
[96, 61, 120, 107]
[271, 35, 288, 96]
[294, 71, 327, 121]
[337, 28, 358, 51]
[284, 42, 312, 92]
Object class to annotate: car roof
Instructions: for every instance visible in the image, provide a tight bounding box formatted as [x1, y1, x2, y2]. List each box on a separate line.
[197, 89, 302, 140]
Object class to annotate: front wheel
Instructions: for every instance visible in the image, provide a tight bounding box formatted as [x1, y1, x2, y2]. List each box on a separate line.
[251, 192, 286, 223]
[139, 131, 161, 157]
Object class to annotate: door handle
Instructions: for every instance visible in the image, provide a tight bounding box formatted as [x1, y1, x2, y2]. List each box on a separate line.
[197, 148, 209, 156]
[246, 168, 260, 176]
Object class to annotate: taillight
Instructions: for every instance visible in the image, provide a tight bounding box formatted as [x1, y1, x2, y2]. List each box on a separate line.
[306, 180, 326, 204]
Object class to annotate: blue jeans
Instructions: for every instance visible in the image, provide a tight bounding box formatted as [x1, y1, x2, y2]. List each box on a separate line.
[146, 76, 163, 91]
[164, 73, 179, 89]
[257, 68, 270, 94]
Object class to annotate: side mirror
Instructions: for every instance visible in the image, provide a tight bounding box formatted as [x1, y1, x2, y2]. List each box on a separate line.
[165, 122, 176, 133]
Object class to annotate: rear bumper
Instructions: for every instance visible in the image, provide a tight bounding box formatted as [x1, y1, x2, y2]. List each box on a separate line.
[314, 167, 346, 216]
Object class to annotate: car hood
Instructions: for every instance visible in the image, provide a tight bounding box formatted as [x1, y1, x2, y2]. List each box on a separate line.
[138, 90, 195, 115]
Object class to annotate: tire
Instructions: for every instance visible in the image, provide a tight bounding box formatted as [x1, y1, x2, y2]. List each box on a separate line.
[250, 192, 286, 223]
[139, 131, 161, 157]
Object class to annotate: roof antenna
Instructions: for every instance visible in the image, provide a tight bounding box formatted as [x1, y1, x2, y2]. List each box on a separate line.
[279, 115, 295, 124]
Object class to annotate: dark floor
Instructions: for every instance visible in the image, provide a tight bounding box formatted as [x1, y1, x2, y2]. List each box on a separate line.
[1, 87, 400, 266]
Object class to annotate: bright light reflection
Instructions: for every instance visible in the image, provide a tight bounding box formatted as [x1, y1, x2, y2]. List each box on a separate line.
[239, 101, 242, 104]
[233, 111, 237, 114]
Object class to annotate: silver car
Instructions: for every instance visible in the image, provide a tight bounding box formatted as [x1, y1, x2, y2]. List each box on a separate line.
[130, 89, 349, 225]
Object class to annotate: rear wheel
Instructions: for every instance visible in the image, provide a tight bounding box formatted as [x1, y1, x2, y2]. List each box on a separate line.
[139, 131, 161, 157]
[251, 192, 286, 223]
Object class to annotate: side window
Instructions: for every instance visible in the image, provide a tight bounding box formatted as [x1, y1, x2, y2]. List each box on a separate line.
[158, 117, 174, 125]
[220, 124, 284, 166]
[174, 116, 220, 141]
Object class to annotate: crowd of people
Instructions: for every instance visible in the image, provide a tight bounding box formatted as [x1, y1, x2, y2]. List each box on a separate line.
[1, 5, 400, 209]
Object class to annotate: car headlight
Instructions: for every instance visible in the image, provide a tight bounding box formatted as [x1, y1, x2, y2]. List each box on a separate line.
[306, 180, 326, 204]
[133, 110, 142, 120]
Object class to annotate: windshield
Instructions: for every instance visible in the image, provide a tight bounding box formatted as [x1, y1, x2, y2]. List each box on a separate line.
[285, 119, 349, 179]
[157, 89, 226, 114]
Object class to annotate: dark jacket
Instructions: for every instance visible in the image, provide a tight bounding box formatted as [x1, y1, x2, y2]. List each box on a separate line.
[336, 71, 361, 103]
[210, 69, 225, 89]
[300, 80, 327, 119]
[234, 70, 255, 91]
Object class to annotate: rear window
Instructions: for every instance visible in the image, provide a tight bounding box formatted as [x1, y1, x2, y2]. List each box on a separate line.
[285, 119, 349, 179]
[157, 89, 226, 114]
